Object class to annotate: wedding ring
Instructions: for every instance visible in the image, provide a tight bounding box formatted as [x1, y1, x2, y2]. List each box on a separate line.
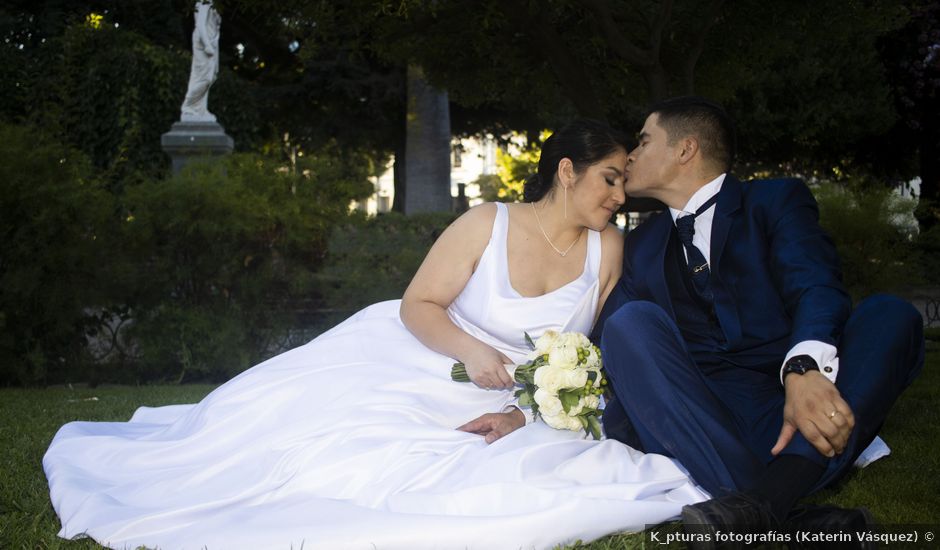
[829, 410, 837, 419]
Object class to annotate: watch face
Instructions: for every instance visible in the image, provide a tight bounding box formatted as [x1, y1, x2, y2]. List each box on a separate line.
[784, 362, 807, 375]
[785, 356, 818, 376]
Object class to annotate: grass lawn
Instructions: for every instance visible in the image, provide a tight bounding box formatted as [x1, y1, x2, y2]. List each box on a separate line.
[1, 332, 938, 549]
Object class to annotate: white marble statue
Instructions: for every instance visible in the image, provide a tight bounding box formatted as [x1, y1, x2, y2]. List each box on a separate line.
[180, 1, 221, 122]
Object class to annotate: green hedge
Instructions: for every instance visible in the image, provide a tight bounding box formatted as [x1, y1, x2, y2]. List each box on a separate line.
[0, 121, 374, 385]
[0, 124, 114, 385]
[812, 180, 922, 300]
[312, 211, 458, 328]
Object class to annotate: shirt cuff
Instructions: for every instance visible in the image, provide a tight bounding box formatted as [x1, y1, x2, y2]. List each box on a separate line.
[503, 404, 534, 425]
[780, 340, 839, 385]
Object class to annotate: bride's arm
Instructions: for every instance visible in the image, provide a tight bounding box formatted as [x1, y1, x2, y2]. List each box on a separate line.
[594, 223, 624, 327]
[400, 203, 515, 390]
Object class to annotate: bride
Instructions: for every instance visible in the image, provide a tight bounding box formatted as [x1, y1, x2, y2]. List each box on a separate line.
[44, 120, 707, 550]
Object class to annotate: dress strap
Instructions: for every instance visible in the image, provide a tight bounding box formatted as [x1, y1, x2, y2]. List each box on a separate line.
[473, 202, 508, 277]
[585, 229, 602, 278]
[491, 202, 509, 248]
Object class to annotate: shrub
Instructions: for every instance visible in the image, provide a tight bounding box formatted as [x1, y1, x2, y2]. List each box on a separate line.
[314, 211, 458, 328]
[813, 180, 922, 300]
[117, 151, 373, 383]
[0, 124, 115, 385]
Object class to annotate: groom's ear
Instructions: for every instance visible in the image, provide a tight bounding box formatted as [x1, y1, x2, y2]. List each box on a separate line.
[676, 136, 699, 165]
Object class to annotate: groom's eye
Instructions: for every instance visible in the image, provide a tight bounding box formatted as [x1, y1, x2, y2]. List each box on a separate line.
[605, 178, 615, 186]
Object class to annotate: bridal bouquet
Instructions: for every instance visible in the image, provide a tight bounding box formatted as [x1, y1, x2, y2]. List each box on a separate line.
[451, 331, 606, 439]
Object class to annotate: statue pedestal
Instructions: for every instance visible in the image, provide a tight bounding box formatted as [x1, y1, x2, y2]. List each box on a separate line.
[161, 121, 234, 174]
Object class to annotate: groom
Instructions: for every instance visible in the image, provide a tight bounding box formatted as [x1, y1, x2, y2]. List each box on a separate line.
[595, 96, 925, 542]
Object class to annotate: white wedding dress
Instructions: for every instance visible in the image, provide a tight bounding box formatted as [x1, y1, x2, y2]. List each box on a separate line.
[44, 203, 707, 550]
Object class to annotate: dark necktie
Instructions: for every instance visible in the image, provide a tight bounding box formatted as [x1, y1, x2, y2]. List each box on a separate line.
[675, 194, 719, 295]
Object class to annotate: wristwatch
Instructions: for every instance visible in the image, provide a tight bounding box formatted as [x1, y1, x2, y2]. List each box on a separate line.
[782, 355, 820, 380]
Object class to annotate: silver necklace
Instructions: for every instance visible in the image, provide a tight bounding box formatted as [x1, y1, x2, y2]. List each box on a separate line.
[531, 203, 583, 257]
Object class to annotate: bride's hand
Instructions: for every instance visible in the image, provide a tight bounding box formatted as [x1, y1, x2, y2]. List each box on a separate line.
[459, 344, 515, 390]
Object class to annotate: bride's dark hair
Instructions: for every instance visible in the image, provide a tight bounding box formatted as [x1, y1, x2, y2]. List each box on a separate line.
[523, 119, 628, 203]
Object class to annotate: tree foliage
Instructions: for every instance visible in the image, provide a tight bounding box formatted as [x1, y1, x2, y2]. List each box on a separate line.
[0, 124, 114, 385]
[1, 6, 266, 186]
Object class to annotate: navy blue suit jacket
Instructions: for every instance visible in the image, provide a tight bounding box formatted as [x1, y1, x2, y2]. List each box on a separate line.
[595, 175, 852, 375]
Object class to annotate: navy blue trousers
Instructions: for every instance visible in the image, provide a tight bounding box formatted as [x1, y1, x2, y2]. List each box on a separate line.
[600, 294, 925, 497]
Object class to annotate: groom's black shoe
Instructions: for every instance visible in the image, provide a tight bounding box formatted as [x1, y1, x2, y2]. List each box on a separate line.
[783, 504, 877, 550]
[680, 492, 778, 550]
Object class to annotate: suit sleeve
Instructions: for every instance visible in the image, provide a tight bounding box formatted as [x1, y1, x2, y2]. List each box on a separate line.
[766, 180, 851, 349]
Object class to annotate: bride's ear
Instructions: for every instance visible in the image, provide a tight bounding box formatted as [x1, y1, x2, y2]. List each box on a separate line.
[558, 158, 576, 188]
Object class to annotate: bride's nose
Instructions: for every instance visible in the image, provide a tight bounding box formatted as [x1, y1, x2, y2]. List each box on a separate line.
[611, 183, 626, 206]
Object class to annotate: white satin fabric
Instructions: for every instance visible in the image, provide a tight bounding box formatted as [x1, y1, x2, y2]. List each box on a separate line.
[44, 203, 707, 550]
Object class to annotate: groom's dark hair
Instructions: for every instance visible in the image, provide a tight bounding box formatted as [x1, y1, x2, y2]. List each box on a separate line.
[648, 96, 736, 172]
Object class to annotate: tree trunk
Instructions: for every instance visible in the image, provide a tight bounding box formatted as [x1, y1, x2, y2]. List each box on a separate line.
[392, 130, 407, 213]
[404, 64, 452, 214]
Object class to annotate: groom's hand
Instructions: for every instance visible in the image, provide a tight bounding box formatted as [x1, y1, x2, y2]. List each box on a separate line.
[457, 409, 525, 444]
[772, 371, 855, 458]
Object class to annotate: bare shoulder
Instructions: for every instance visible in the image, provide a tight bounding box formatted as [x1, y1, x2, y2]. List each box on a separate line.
[446, 202, 497, 235]
[599, 223, 624, 258]
[436, 202, 498, 251]
[598, 223, 624, 280]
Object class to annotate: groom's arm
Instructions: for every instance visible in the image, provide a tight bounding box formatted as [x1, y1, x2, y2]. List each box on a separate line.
[765, 179, 851, 351]
[762, 179, 854, 457]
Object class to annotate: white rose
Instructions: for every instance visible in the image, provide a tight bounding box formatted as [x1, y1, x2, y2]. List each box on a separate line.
[569, 415, 586, 431]
[572, 332, 592, 350]
[548, 342, 579, 370]
[533, 330, 560, 356]
[542, 412, 582, 431]
[542, 412, 565, 430]
[566, 397, 585, 416]
[585, 346, 601, 370]
[533, 388, 563, 416]
[554, 332, 579, 350]
[560, 368, 588, 389]
[534, 365, 566, 392]
[544, 413, 584, 431]
[583, 394, 600, 410]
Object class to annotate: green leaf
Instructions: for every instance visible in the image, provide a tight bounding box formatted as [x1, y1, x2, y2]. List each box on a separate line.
[517, 391, 535, 407]
[558, 389, 580, 414]
[524, 331, 535, 350]
[586, 415, 602, 440]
